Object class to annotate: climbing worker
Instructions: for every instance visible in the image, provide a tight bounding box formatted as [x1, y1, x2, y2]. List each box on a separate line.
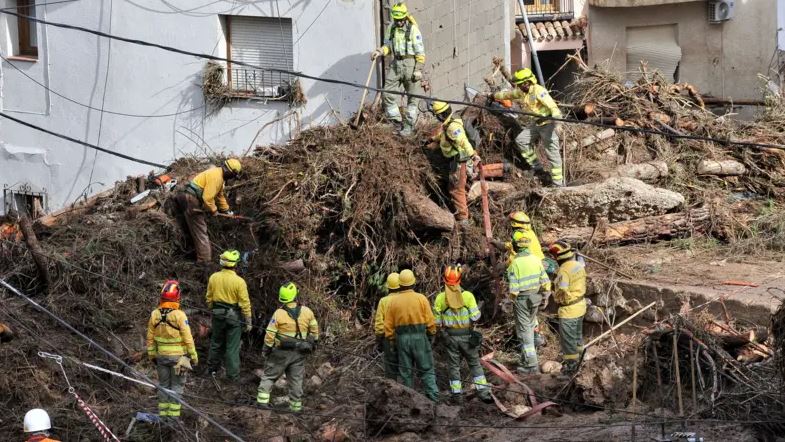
[430, 101, 480, 224]
[383, 269, 439, 401]
[374, 272, 401, 379]
[506, 231, 551, 375]
[372, 2, 425, 136]
[23, 408, 59, 442]
[433, 265, 492, 404]
[545, 241, 587, 375]
[146, 279, 198, 420]
[493, 68, 564, 186]
[257, 282, 319, 412]
[171, 158, 242, 265]
[206, 249, 252, 382]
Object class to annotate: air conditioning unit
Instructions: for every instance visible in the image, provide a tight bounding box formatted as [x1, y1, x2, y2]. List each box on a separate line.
[708, 0, 735, 24]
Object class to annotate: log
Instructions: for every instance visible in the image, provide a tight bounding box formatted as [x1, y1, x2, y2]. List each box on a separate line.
[601, 161, 668, 182]
[580, 128, 615, 148]
[696, 160, 747, 176]
[648, 112, 672, 125]
[590, 116, 625, 127]
[18, 213, 51, 290]
[541, 207, 710, 246]
[467, 181, 516, 202]
[36, 187, 116, 227]
[402, 187, 455, 232]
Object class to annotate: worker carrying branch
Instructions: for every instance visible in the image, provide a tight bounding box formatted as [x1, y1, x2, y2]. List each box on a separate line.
[372, 3, 425, 137]
[494, 68, 565, 187]
[545, 241, 587, 375]
[171, 158, 242, 266]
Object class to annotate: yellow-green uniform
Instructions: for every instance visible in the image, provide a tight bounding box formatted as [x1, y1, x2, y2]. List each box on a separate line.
[554, 258, 587, 371]
[381, 18, 426, 133]
[503, 228, 545, 265]
[438, 116, 477, 221]
[257, 303, 319, 412]
[206, 269, 251, 380]
[146, 301, 197, 418]
[494, 85, 564, 186]
[384, 288, 438, 401]
[173, 166, 230, 263]
[433, 288, 491, 400]
[374, 293, 399, 379]
[507, 249, 552, 371]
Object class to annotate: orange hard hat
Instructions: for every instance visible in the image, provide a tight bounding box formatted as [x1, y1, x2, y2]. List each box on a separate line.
[160, 279, 181, 302]
[443, 264, 462, 285]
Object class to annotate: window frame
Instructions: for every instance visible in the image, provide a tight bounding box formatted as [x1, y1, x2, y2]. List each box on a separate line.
[17, 0, 38, 58]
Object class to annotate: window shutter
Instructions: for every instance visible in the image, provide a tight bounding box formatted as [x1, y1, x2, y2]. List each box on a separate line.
[230, 16, 293, 94]
[626, 24, 682, 82]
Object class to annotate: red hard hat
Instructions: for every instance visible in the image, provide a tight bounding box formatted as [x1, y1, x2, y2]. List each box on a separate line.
[443, 265, 462, 285]
[160, 279, 181, 302]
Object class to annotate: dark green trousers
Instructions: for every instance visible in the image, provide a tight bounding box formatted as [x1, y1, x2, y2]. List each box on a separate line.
[257, 349, 306, 411]
[207, 307, 242, 380]
[395, 332, 438, 401]
[383, 338, 399, 380]
[444, 333, 491, 399]
[559, 316, 584, 372]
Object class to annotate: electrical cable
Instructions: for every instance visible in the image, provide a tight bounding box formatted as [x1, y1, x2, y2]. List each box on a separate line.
[3, 8, 785, 152]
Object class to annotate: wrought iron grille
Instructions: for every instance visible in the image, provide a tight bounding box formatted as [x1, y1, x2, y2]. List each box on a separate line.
[229, 66, 292, 98]
[519, 0, 575, 21]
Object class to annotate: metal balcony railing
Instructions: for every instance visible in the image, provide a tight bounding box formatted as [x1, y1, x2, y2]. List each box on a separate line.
[517, 0, 575, 22]
[228, 66, 292, 99]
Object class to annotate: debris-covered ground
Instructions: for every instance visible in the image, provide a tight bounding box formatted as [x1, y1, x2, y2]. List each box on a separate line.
[2, 60, 785, 441]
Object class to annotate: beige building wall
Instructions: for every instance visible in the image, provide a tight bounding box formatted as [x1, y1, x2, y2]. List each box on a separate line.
[587, 0, 777, 101]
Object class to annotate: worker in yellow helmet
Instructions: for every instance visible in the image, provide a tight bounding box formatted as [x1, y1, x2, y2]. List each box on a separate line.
[372, 3, 426, 136]
[257, 282, 319, 412]
[374, 272, 401, 379]
[171, 158, 242, 264]
[494, 69, 564, 187]
[206, 249, 252, 382]
[546, 241, 587, 374]
[506, 231, 551, 375]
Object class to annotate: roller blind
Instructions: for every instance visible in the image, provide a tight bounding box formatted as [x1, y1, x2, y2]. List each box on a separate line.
[229, 16, 293, 94]
[626, 24, 682, 82]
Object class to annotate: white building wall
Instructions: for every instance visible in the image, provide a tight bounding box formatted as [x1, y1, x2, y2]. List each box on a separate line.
[0, 0, 376, 212]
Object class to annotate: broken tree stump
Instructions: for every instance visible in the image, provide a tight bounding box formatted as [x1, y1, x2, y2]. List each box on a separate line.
[402, 187, 455, 232]
[696, 160, 747, 176]
[17, 213, 51, 290]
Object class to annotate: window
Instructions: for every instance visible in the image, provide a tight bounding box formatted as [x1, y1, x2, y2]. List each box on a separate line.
[3, 186, 46, 218]
[16, 0, 38, 58]
[225, 16, 293, 98]
[626, 24, 681, 82]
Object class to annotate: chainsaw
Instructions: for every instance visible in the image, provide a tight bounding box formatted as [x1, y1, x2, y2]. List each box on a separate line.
[465, 84, 520, 127]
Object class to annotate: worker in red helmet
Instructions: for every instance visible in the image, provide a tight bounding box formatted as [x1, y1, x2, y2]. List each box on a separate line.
[432, 265, 492, 404]
[146, 279, 198, 420]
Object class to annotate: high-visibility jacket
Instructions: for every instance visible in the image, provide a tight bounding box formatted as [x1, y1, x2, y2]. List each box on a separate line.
[146, 302, 197, 361]
[433, 288, 480, 329]
[506, 250, 551, 296]
[384, 289, 437, 339]
[189, 167, 229, 214]
[206, 269, 252, 321]
[494, 84, 561, 124]
[264, 302, 319, 348]
[554, 259, 587, 319]
[382, 19, 425, 64]
[504, 227, 544, 265]
[374, 293, 398, 337]
[438, 117, 476, 160]
[26, 435, 61, 442]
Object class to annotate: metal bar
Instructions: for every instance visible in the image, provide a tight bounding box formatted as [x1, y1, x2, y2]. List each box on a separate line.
[517, 0, 544, 84]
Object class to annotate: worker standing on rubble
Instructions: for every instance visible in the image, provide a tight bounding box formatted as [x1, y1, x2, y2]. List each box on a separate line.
[23, 409, 60, 442]
[544, 241, 587, 374]
[433, 265, 493, 404]
[506, 231, 552, 374]
[206, 250, 252, 382]
[430, 100, 480, 225]
[257, 282, 319, 412]
[146, 279, 198, 420]
[372, 2, 425, 137]
[171, 158, 242, 266]
[384, 269, 439, 401]
[493, 69, 564, 187]
[375, 272, 401, 379]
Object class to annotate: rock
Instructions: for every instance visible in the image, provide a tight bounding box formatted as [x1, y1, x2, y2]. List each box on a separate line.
[584, 305, 606, 324]
[274, 376, 287, 389]
[538, 177, 684, 227]
[510, 404, 532, 417]
[365, 377, 435, 435]
[319, 422, 348, 442]
[435, 404, 460, 419]
[317, 362, 335, 379]
[307, 375, 323, 389]
[574, 356, 629, 406]
[540, 360, 562, 374]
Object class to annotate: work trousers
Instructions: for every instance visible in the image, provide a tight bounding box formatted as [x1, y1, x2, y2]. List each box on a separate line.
[395, 332, 439, 401]
[444, 333, 491, 399]
[156, 356, 185, 418]
[172, 192, 211, 263]
[513, 292, 542, 369]
[383, 338, 399, 380]
[382, 58, 422, 128]
[515, 122, 563, 185]
[559, 315, 584, 372]
[207, 307, 243, 380]
[448, 159, 473, 222]
[257, 349, 306, 412]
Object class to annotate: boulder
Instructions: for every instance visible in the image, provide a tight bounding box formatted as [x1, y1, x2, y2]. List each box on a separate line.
[365, 377, 435, 435]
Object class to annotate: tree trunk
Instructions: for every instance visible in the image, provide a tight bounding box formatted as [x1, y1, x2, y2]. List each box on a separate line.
[601, 161, 668, 182]
[402, 187, 455, 232]
[697, 160, 747, 176]
[18, 213, 51, 290]
[580, 128, 615, 148]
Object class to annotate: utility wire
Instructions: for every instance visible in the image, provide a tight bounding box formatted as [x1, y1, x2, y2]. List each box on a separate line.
[3, 9, 785, 152]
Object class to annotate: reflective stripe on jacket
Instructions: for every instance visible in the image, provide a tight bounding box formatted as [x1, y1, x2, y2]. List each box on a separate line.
[494, 84, 562, 121]
[382, 21, 425, 64]
[146, 303, 197, 359]
[554, 259, 587, 319]
[504, 228, 544, 265]
[433, 289, 480, 329]
[506, 251, 551, 296]
[206, 269, 252, 320]
[438, 117, 476, 160]
[384, 289, 437, 339]
[190, 167, 229, 214]
[264, 303, 319, 348]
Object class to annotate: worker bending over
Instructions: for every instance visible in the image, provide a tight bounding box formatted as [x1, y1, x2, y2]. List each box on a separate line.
[546, 241, 587, 374]
[257, 282, 319, 412]
[23, 409, 60, 442]
[375, 272, 402, 379]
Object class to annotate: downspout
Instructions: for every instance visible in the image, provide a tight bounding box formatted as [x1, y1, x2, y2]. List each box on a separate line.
[517, 0, 544, 84]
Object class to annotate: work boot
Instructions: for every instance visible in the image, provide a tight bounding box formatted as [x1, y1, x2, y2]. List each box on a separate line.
[534, 332, 545, 348]
[450, 393, 464, 405]
[388, 120, 404, 133]
[516, 366, 540, 376]
[399, 122, 414, 137]
[478, 391, 494, 404]
[561, 360, 579, 376]
[255, 402, 271, 410]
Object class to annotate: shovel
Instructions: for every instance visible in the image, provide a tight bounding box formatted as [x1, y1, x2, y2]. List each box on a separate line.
[351, 58, 377, 129]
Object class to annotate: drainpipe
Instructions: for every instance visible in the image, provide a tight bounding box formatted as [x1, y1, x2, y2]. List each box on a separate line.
[517, 0, 544, 84]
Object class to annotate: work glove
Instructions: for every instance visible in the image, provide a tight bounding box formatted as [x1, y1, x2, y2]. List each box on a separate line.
[540, 292, 551, 310]
[371, 48, 384, 60]
[471, 154, 482, 166]
[262, 345, 273, 357]
[375, 336, 385, 354]
[412, 70, 423, 82]
[244, 320, 253, 333]
[174, 356, 193, 375]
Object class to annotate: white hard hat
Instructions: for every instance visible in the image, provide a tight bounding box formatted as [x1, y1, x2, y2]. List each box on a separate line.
[24, 408, 51, 433]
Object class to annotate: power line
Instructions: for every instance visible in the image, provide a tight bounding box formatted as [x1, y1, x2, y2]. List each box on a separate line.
[3, 8, 784, 152]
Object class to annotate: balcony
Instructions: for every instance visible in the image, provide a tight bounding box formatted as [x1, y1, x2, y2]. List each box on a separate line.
[516, 0, 575, 22]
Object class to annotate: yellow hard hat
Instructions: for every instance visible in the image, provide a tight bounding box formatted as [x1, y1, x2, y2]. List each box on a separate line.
[223, 158, 242, 175]
[508, 211, 531, 228]
[391, 3, 408, 20]
[549, 241, 575, 260]
[511, 68, 537, 85]
[279, 282, 298, 303]
[219, 249, 241, 268]
[399, 269, 416, 287]
[512, 231, 531, 250]
[386, 272, 400, 290]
